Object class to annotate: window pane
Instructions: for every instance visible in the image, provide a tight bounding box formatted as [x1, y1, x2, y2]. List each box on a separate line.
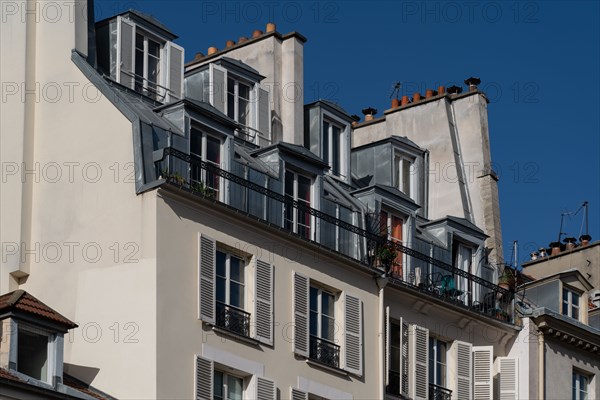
[227, 375, 243, 400]
[332, 125, 341, 174]
[214, 371, 224, 399]
[323, 121, 330, 164]
[216, 251, 226, 277]
[310, 287, 318, 311]
[322, 315, 334, 340]
[230, 257, 244, 283]
[230, 282, 244, 308]
[227, 78, 235, 119]
[322, 292, 334, 317]
[572, 293, 579, 306]
[285, 171, 294, 196]
[190, 129, 202, 157]
[148, 38, 160, 58]
[394, 155, 400, 188]
[239, 96, 249, 126]
[17, 330, 48, 381]
[206, 136, 220, 164]
[147, 54, 159, 85]
[310, 310, 318, 336]
[402, 159, 411, 197]
[216, 276, 226, 303]
[238, 82, 250, 100]
[298, 176, 311, 203]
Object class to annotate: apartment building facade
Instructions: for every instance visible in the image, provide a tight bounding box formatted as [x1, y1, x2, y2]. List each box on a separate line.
[2, 1, 598, 399]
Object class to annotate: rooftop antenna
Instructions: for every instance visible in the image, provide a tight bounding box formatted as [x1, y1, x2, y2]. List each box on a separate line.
[390, 82, 401, 99]
[557, 201, 589, 242]
[558, 210, 572, 242]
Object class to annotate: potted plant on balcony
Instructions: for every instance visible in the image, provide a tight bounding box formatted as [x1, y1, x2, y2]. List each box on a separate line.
[376, 241, 397, 274]
[498, 267, 516, 291]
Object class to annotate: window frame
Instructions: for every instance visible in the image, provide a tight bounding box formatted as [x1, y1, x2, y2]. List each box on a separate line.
[227, 74, 255, 128]
[133, 27, 165, 100]
[380, 208, 407, 279]
[213, 369, 245, 400]
[310, 285, 336, 343]
[393, 150, 417, 200]
[15, 323, 55, 384]
[563, 286, 581, 321]
[428, 337, 447, 389]
[572, 370, 590, 400]
[216, 250, 246, 310]
[321, 112, 349, 180]
[284, 169, 314, 240]
[189, 127, 224, 200]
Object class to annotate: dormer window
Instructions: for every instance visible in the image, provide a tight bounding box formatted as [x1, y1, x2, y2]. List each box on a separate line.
[17, 325, 50, 381]
[134, 30, 162, 99]
[393, 151, 416, 200]
[562, 287, 581, 320]
[323, 119, 342, 176]
[227, 76, 252, 127]
[285, 169, 313, 240]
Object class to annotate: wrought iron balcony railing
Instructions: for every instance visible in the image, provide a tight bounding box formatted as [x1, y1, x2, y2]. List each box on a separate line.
[155, 148, 515, 324]
[309, 335, 340, 368]
[215, 302, 250, 337]
[429, 383, 452, 400]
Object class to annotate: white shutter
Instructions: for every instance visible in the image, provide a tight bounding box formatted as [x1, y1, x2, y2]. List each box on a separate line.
[291, 388, 308, 400]
[209, 63, 227, 114]
[195, 355, 213, 400]
[198, 234, 216, 324]
[344, 293, 363, 375]
[166, 41, 184, 102]
[254, 260, 274, 345]
[257, 84, 271, 145]
[385, 307, 390, 386]
[450, 340, 473, 400]
[497, 357, 518, 400]
[117, 16, 135, 88]
[409, 324, 429, 400]
[293, 272, 309, 357]
[400, 318, 409, 396]
[473, 346, 493, 400]
[256, 376, 276, 400]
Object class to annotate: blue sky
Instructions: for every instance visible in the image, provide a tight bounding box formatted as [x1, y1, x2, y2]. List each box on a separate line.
[95, 0, 600, 265]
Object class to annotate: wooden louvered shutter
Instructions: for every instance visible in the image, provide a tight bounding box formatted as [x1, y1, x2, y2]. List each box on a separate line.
[409, 324, 429, 400]
[198, 234, 216, 323]
[293, 272, 309, 357]
[195, 355, 213, 400]
[497, 357, 518, 400]
[254, 260, 274, 345]
[291, 388, 308, 400]
[473, 346, 493, 400]
[166, 41, 184, 101]
[117, 16, 135, 88]
[451, 340, 473, 400]
[255, 376, 276, 400]
[400, 318, 410, 396]
[344, 293, 363, 375]
[209, 64, 227, 114]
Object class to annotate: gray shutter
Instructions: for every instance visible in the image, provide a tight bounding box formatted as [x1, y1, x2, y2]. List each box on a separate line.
[344, 293, 363, 375]
[385, 307, 390, 386]
[167, 41, 184, 101]
[293, 272, 309, 357]
[409, 324, 429, 400]
[291, 388, 308, 400]
[210, 64, 227, 114]
[195, 355, 213, 400]
[400, 318, 409, 396]
[452, 340, 473, 400]
[497, 357, 518, 400]
[199, 234, 216, 324]
[255, 260, 274, 345]
[117, 16, 135, 88]
[257, 85, 271, 145]
[473, 346, 493, 400]
[256, 376, 276, 400]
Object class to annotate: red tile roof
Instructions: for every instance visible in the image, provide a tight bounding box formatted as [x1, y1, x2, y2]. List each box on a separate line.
[0, 290, 77, 329]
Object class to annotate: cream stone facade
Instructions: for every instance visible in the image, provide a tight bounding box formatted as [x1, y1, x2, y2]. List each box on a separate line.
[1, 1, 598, 399]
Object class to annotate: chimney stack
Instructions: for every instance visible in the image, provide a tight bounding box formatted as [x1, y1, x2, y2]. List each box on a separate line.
[464, 77, 481, 92]
[362, 107, 378, 122]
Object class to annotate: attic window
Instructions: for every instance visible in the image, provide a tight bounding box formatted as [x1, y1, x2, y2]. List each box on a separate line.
[17, 327, 49, 382]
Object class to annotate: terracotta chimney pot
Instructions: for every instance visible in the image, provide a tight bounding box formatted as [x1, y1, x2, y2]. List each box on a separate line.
[225, 40, 235, 48]
[425, 89, 434, 98]
[238, 36, 248, 43]
[580, 235, 592, 246]
[207, 47, 218, 55]
[266, 22, 276, 33]
[401, 96, 410, 106]
[194, 52, 205, 60]
[549, 242, 561, 256]
[391, 98, 400, 108]
[413, 92, 421, 102]
[252, 29, 263, 38]
[438, 85, 446, 94]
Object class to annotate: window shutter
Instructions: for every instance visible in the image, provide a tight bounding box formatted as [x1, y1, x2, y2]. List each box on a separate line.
[385, 307, 390, 386]
[400, 318, 409, 396]
[451, 340, 473, 400]
[292, 272, 309, 357]
[497, 357, 518, 400]
[254, 260, 274, 345]
[291, 388, 308, 400]
[409, 324, 429, 400]
[473, 346, 493, 400]
[344, 293, 363, 375]
[166, 41, 184, 102]
[195, 355, 213, 400]
[256, 376, 276, 400]
[257, 85, 271, 145]
[209, 64, 227, 114]
[198, 234, 216, 324]
[117, 16, 135, 88]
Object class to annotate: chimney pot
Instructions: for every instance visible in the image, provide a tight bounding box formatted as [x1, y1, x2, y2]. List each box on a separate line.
[391, 98, 400, 108]
[401, 95, 410, 106]
[464, 77, 481, 92]
[361, 107, 377, 121]
[438, 85, 446, 94]
[549, 241, 561, 256]
[413, 92, 421, 102]
[266, 22, 276, 33]
[350, 114, 361, 126]
[194, 52, 205, 60]
[425, 89, 434, 98]
[238, 36, 248, 43]
[252, 29, 263, 38]
[225, 40, 236, 48]
[564, 237, 577, 251]
[207, 46, 218, 55]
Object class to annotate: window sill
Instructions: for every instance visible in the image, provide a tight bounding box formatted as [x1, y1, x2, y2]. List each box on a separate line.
[305, 358, 349, 377]
[210, 325, 260, 346]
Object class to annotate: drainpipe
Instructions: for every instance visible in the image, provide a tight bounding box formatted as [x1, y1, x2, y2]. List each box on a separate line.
[538, 329, 545, 399]
[375, 274, 389, 400]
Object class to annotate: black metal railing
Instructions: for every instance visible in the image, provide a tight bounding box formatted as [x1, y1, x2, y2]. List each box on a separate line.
[215, 302, 250, 337]
[309, 335, 340, 368]
[156, 148, 514, 324]
[429, 384, 452, 400]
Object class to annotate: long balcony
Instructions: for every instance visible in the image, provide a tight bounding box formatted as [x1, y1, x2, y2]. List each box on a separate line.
[215, 302, 250, 337]
[309, 335, 340, 368]
[156, 148, 514, 324]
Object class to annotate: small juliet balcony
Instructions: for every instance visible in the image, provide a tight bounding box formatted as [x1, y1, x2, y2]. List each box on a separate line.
[215, 301, 250, 337]
[309, 335, 340, 369]
[429, 383, 452, 400]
